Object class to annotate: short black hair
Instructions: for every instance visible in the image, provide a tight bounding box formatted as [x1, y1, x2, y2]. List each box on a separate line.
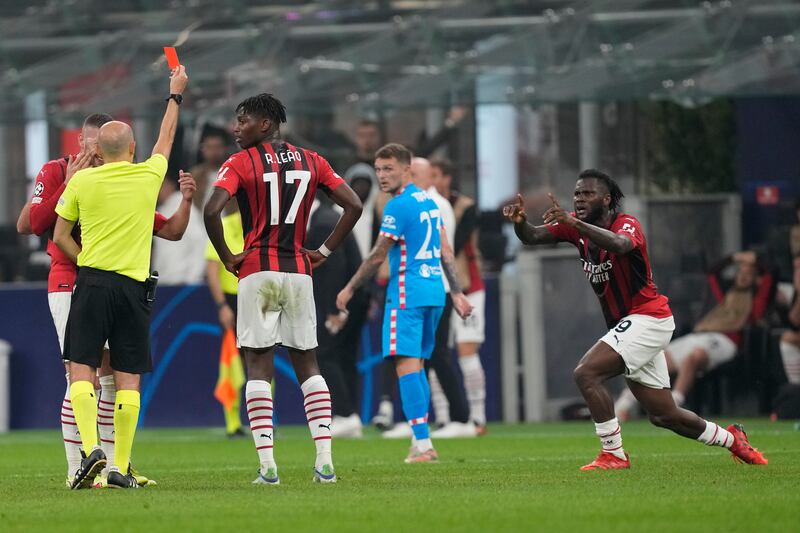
[375, 143, 413, 165]
[579, 168, 624, 211]
[236, 93, 287, 125]
[83, 113, 113, 129]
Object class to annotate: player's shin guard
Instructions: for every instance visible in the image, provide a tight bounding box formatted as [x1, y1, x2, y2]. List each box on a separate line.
[595, 417, 626, 459]
[61, 375, 83, 477]
[399, 372, 432, 451]
[70, 380, 99, 454]
[113, 390, 140, 475]
[246, 380, 276, 472]
[98, 375, 116, 474]
[301, 375, 333, 469]
[697, 420, 734, 448]
[427, 369, 451, 425]
[459, 354, 487, 426]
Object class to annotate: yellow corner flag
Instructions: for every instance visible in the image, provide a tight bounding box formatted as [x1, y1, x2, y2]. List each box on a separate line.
[214, 329, 246, 432]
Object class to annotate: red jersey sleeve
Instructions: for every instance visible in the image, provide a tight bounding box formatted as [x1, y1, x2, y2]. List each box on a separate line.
[29, 159, 67, 235]
[613, 215, 645, 250]
[544, 218, 581, 244]
[213, 154, 244, 197]
[153, 212, 168, 234]
[312, 153, 345, 193]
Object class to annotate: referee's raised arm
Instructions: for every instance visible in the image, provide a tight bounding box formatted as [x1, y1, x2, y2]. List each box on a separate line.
[152, 65, 188, 159]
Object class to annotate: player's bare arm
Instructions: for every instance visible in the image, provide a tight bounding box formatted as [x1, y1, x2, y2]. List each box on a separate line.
[439, 226, 474, 319]
[543, 193, 633, 255]
[306, 181, 363, 269]
[16, 201, 32, 235]
[151, 65, 188, 159]
[336, 235, 395, 312]
[53, 216, 80, 264]
[155, 170, 196, 241]
[502, 193, 557, 245]
[204, 187, 250, 276]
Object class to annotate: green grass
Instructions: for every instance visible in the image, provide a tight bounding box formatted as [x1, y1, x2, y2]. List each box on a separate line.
[1, 420, 798, 532]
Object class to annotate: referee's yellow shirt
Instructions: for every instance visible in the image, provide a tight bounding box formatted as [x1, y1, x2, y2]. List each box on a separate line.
[204, 212, 244, 295]
[55, 154, 167, 282]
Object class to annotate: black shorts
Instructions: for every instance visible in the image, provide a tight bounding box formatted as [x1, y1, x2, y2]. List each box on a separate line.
[64, 267, 153, 374]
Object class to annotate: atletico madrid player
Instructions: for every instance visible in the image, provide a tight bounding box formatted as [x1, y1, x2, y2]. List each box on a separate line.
[503, 169, 767, 470]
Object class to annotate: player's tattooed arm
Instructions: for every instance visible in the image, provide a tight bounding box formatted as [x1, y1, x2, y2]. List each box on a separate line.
[337, 235, 394, 312]
[439, 226, 463, 294]
[571, 221, 634, 255]
[53, 216, 80, 264]
[503, 194, 557, 245]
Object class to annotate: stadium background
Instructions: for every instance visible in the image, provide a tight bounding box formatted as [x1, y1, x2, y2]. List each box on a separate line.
[0, 0, 798, 429]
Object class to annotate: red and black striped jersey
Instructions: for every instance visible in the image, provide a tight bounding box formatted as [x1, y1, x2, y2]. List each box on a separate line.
[213, 141, 345, 279]
[546, 213, 672, 328]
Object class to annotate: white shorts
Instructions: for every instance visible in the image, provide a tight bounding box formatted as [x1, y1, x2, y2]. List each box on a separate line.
[49, 291, 110, 358]
[237, 271, 317, 351]
[600, 314, 675, 389]
[451, 290, 485, 344]
[48, 292, 72, 355]
[666, 332, 737, 373]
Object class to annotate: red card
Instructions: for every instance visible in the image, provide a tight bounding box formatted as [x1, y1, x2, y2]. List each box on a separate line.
[163, 47, 180, 69]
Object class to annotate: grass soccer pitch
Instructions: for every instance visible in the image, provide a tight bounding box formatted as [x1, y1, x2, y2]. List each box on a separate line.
[1, 420, 798, 532]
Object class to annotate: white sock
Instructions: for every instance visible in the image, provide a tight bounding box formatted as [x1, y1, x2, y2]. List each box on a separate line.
[301, 375, 333, 469]
[246, 380, 276, 472]
[459, 354, 486, 426]
[614, 387, 638, 415]
[416, 437, 433, 452]
[427, 370, 451, 425]
[672, 390, 686, 407]
[98, 375, 116, 475]
[697, 420, 734, 448]
[780, 342, 800, 384]
[595, 417, 626, 459]
[61, 374, 82, 478]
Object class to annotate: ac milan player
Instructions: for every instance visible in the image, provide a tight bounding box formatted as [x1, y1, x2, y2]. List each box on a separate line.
[503, 169, 767, 470]
[16, 113, 196, 486]
[204, 93, 362, 485]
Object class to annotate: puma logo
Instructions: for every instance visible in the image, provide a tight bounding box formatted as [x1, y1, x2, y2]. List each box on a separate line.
[318, 424, 331, 431]
[260, 433, 272, 440]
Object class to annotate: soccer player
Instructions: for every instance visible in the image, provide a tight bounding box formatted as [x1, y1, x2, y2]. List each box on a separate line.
[204, 93, 362, 485]
[503, 169, 767, 469]
[16, 113, 195, 487]
[53, 65, 189, 489]
[336, 144, 473, 463]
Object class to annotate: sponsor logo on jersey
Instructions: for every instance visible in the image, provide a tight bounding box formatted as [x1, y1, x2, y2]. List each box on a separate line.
[382, 215, 396, 229]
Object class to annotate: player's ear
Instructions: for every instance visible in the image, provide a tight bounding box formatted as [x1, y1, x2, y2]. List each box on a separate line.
[261, 118, 272, 135]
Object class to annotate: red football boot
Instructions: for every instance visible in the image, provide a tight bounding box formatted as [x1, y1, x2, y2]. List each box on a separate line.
[580, 451, 630, 471]
[727, 424, 768, 465]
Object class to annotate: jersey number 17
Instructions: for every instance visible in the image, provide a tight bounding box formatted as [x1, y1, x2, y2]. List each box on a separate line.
[263, 170, 311, 225]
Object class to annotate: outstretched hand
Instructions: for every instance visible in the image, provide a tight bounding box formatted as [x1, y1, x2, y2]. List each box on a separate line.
[502, 194, 527, 224]
[542, 193, 576, 227]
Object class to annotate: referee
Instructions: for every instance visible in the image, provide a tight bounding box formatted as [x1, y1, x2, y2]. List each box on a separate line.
[53, 65, 188, 490]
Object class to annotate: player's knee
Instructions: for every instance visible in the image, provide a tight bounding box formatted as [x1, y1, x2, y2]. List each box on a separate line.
[573, 364, 597, 389]
[648, 410, 678, 429]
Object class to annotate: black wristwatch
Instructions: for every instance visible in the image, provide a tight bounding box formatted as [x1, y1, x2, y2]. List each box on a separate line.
[166, 94, 183, 105]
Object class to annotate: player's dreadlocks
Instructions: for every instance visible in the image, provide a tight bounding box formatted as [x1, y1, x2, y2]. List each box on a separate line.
[236, 93, 287, 130]
[579, 168, 624, 212]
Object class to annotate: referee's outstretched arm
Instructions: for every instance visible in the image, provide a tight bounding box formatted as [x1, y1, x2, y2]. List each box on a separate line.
[151, 65, 188, 160]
